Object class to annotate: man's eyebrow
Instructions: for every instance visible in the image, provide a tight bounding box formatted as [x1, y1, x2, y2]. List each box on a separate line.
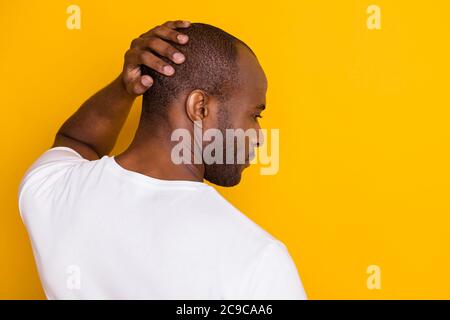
[256, 104, 266, 110]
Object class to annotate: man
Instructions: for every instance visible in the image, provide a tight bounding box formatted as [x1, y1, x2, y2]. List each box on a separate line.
[18, 21, 306, 299]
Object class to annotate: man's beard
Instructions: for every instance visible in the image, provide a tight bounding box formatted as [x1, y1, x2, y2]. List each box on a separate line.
[204, 155, 245, 187]
[203, 107, 246, 187]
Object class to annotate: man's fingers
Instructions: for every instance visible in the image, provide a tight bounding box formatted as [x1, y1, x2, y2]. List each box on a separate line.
[132, 28, 187, 64]
[139, 20, 190, 38]
[130, 49, 175, 76]
[140, 75, 153, 87]
[123, 21, 191, 94]
[127, 75, 153, 95]
[162, 20, 191, 29]
[152, 25, 189, 44]
[125, 49, 174, 76]
[142, 36, 185, 64]
[122, 63, 153, 95]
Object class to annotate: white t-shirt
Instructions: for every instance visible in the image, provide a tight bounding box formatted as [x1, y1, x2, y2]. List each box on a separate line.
[18, 147, 306, 300]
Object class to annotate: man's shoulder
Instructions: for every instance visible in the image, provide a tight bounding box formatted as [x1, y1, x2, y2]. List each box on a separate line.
[195, 187, 278, 247]
[18, 147, 108, 216]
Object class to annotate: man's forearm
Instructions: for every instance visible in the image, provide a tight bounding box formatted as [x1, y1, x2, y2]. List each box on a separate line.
[55, 76, 136, 157]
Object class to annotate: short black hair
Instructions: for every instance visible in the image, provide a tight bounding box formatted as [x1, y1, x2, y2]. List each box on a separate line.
[141, 23, 251, 119]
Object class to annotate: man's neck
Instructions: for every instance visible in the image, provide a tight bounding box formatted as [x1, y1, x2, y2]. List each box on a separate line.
[115, 126, 204, 182]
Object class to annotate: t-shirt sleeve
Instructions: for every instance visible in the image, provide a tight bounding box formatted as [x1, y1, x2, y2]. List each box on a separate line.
[244, 241, 307, 300]
[18, 146, 88, 217]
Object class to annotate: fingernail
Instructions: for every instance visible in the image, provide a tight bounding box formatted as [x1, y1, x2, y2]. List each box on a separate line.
[163, 65, 175, 75]
[177, 34, 189, 43]
[141, 76, 153, 87]
[173, 52, 185, 62]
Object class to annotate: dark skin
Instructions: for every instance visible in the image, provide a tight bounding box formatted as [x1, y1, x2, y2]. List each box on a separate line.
[54, 22, 267, 185]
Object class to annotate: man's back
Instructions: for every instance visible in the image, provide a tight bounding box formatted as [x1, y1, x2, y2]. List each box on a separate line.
[18, 147, 306, 299]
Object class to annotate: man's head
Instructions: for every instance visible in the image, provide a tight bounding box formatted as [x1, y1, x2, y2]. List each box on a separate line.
[141, 23, 267, 186]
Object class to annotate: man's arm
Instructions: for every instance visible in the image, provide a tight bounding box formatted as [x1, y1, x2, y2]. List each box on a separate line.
[53, 20, 191, 160]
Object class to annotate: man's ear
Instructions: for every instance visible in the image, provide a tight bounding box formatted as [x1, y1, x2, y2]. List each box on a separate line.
[185, 89, 209, 122]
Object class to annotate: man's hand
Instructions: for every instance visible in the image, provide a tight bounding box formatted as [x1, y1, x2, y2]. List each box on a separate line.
[122, 20, 191, 96]
[53, 20, 191, 160]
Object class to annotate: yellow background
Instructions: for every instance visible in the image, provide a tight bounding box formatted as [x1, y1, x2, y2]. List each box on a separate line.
[1, 0, 450, 299]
